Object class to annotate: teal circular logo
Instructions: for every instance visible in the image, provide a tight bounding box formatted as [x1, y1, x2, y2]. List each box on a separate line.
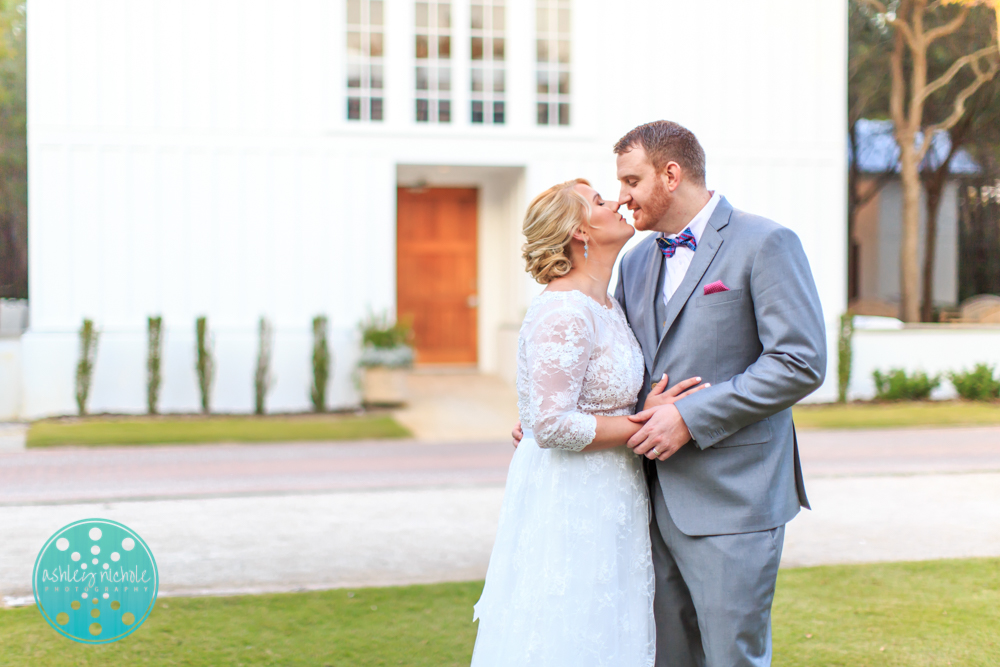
[32, 519, 158, 643]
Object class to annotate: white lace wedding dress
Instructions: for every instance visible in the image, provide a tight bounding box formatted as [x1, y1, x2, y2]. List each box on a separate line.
[471, 290, 655, 667]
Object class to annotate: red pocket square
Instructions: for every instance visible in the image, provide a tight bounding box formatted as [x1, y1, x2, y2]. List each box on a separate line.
[704, 280, 730, 295]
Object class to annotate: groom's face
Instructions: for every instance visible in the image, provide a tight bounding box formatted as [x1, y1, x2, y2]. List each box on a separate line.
[616, 145, 672, 233]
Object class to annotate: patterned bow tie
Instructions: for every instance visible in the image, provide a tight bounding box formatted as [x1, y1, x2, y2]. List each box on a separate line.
[656, 228, 697, 258]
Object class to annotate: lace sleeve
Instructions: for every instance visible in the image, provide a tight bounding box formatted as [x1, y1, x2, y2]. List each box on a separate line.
[524, 306, 598, 451]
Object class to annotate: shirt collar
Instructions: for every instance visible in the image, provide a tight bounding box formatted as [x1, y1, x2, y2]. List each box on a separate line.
[663, 191, 720, 243]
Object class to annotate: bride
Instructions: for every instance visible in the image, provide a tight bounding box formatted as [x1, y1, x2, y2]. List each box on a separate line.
[471, 179, 706, 666]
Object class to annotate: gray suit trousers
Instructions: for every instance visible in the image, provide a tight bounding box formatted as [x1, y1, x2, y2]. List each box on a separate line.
[650, 476, 784, 667]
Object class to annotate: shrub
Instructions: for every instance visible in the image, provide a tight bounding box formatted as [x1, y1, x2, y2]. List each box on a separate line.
[75, 318, 99, 416]
[872, 368, 941, 401]
[147, 316, 163, 414]
[254, 317, 274, 415]
[358, 311, 414, 368]
[195, 316, 214, 414]
[837, 312, 854, 403]
[310, 315, 331, 413]
[949, 364, 1000, 401]
[360, 311, 413, 350]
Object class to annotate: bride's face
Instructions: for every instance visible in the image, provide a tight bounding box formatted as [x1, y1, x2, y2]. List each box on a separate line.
[573, 183, 634, 254]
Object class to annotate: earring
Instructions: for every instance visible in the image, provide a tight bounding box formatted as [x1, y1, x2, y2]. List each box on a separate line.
[584, 240, 589, 260]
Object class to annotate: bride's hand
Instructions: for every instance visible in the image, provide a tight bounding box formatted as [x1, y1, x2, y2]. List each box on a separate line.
[642, 374, 710, 411]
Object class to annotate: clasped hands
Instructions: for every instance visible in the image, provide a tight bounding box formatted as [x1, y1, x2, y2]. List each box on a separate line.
[510, 374, 709, 462]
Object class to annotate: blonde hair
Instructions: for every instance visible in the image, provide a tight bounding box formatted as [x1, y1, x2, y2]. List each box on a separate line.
[522, 178, 592, 284]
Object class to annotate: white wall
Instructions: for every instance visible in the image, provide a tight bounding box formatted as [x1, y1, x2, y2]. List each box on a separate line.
[22, 0, 848, 417]
[850, 325, 1000, 400]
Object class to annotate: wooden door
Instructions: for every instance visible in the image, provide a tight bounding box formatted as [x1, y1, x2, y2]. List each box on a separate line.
[396, 188, 478, 365]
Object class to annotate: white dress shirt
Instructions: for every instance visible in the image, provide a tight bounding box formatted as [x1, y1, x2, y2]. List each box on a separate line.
[662, 191, 721, 306]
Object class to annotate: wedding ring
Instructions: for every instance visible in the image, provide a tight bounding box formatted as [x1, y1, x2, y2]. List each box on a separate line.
[651, 448, 660, 456]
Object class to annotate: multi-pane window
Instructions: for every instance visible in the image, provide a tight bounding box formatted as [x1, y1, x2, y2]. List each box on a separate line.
[415, 2, 452, 122]
[347, 0, 384, 121]
[470, 0, 506, 124]
[535, 0, 570, 126]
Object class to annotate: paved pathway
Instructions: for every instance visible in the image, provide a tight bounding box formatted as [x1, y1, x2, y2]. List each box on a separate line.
[3, 426, 1000, 504]
[2, 426, 999, 605]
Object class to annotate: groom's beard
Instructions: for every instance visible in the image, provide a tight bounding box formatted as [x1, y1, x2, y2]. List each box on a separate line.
[639, 177, 672, 232]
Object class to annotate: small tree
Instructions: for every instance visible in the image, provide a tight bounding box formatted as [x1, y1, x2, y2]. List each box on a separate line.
[147, 316, 163, 414]
[254, 316, 274, 415]
[310, 315, 331, 413]
[195, 316, 214, 414]
[859, 0, 1000, 321]
[75, 318, 99, 416]
[838, 313, 855, 403]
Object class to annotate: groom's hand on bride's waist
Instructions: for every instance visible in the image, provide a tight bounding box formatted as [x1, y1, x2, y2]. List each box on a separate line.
[512, 421, 523, 449]
[627, 404, 692, 462]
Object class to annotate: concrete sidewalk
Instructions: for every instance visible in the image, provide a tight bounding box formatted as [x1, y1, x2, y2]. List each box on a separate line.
[3, 471, 999, 604]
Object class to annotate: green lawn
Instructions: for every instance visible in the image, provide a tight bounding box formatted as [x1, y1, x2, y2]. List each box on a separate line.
[26, 414, 412, 447]
[793, 400, 1000, 430]
[1, 559, 997, 666]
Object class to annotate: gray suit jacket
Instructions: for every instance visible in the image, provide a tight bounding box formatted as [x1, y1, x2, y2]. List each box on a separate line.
[615, 197, 825, 537]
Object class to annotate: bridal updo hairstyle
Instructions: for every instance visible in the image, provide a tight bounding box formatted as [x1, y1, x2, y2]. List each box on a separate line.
[522, 178, 592, 284]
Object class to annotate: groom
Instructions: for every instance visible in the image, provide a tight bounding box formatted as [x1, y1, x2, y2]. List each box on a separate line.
[515, 120, 826, 667]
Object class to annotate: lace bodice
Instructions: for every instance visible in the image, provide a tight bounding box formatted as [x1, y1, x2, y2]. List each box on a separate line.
[517, 290, 646, 451]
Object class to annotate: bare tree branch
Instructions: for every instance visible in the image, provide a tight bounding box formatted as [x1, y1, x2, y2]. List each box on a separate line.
[924, 6, 969, 45]
[919, 44, 1000, 103]
[920, 49, 1000, 160]
[860, 0, 920, 48]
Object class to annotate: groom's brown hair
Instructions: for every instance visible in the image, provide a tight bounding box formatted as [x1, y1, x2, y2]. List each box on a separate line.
[613, 121, 706, 186]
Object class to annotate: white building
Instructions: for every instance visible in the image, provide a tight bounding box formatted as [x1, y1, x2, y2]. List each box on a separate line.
[8, 0, 848, 419]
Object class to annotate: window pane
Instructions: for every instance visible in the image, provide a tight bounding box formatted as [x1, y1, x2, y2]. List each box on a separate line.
[471, 36, 484, 60]
[348, 32, 362, 56]
[348, 63, 362, 88]
[492, 37, 504, 60]
[558, 71, 570, 95]
[438, 100, 451, 123]
[536, 39, 549, 63]
[536, 7, 548, 32]
[370, 64, 383, 89]
[558, 39, 570, 64]
[537, 102, 549, 125]
[438, 35, 451, 59]
[370, 0, 384, 26]
[371, 97, 384, 121]
[536, 70, 549, 94]
[416, 98, 429, 122]
[416, 34, 429, 59]
[415, 2, 429, 27]
[493, 69, 505, 93]
[471, 5, 484, 30]
[471, 68, 484, 92]
[558, 103, 570, 126]
[348, 97, 362, 120]
[557, 8, 569, 32]
[493, 6, 505, 31]
[471, 100, 484, 123]
[439, 67, 451, 91]
[493, 101, 505, 124]
[370, 32, 384, 57]
[438, 3, 451, 29]
[347, 0, 361, 24]
[415, 66, 429, 90]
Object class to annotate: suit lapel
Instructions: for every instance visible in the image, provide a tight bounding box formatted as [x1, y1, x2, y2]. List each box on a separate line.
[651, 199, 734, 369]
[639, 240, 662, 372]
